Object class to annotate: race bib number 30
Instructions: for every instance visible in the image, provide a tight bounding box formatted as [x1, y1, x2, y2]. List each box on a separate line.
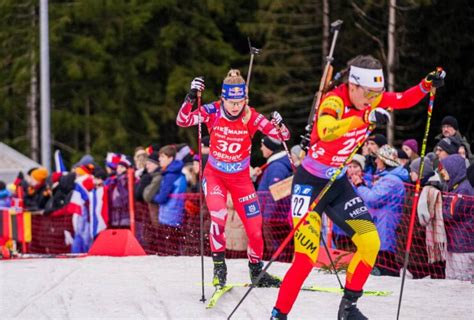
[291, 184, 313, 218]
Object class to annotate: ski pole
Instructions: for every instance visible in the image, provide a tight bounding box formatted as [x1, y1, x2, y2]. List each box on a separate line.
[320, 232, 344, 289]
[396, 85, 438, 319]
[197, 89, 206, 303]
[246, 37, 261, 94]
[227, 125, 375, 320]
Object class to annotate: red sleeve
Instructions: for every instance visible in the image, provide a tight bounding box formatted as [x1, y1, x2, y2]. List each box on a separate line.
[249, 108, 290, 141]
[176, 100, 212, 127]
[378, 82, 428, 110]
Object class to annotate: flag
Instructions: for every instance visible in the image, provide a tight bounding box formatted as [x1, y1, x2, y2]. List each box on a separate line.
[54, 150, 68, 173]
[89, 185, 109, 238]
[69, 176, 95, 215]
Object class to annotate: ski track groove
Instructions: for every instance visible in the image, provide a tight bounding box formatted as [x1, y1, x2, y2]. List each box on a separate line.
[12, 267, 80, 318]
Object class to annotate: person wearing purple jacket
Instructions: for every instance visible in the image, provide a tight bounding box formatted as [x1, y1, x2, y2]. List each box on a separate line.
[439, 154, 474, 281]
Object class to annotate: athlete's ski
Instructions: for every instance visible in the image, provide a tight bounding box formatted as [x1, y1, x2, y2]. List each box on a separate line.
[202, 282, 390, 296]
[301, 285, 392, 296]
[206, 285, 234, 309]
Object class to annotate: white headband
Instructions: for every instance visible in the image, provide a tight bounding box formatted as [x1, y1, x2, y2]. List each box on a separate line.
[349, 66, 384, 89]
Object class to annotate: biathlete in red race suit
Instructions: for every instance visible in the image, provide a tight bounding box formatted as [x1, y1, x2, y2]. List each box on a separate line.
[176, 69, 290, 288]
[270, 55, 446, 320]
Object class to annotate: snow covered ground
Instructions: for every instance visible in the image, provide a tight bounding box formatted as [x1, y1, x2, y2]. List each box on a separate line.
[0, 256, 472, 320]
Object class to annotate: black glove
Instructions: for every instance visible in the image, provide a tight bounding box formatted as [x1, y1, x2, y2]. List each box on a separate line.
[364, 108, 391, 126]
[300, 132, 311, 151]
[425, 68, 446, 89]
[187, 77, 205, 101]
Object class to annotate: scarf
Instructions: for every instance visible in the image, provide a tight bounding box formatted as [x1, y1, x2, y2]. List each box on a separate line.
[417, 186, 447, 263]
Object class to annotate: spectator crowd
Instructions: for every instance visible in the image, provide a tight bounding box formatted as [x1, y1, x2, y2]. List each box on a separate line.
[1, 115, 473, 281]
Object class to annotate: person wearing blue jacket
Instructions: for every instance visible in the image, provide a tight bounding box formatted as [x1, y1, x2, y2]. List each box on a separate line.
[153, 145, 187, 227]
[257, 137, 293, 254]
[353, 144, 409, 276]
[439, 154, 474, 281]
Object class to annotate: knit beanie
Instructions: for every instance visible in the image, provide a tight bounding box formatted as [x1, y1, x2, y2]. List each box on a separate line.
[262, 137, 283, 152]
[31, 167, 49, 183]
[441, 116, 459, 131]
[351, 154, 366, 170]
[146, 152, 160, 165]
[410, 157, 434, 179]
[397, 148, 409, 160]
[402, 139, 418, 154]
[436, 136, 461, 155]
[368, 134, 388, 148]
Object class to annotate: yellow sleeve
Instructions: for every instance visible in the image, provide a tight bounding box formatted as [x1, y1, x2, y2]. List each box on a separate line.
[316, 95, 365, 142]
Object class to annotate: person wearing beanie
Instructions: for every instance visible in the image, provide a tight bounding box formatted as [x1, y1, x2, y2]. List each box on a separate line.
[397, 148, 410, 169]
[347, 154, 366, 185]
[24, 167, 51, 211]
[435, 136, 462, 160]
[137, 152, 161, 203]
[409, 157, 435, 185]
[402, 139, 419, 160]
[435, 115, 473, 162]
[290, 145, 303, 167]
[258, 137, 292, 192]
[439, 154, 474, 281]
[364, 134, 388, 180]
[441, 115, 459, 133]
[31, 167, 49, 185]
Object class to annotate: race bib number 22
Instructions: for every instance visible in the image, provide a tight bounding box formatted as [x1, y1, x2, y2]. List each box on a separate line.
[291, 184, 313, 218]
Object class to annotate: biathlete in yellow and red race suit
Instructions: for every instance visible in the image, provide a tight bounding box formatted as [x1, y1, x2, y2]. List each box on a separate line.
[270, 55, 446, 320]
[176, 69, 290, 288]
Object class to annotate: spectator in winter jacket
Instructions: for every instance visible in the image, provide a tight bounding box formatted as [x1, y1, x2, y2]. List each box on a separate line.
[435, 136, 462, 161]
[363, 133, 388, 185]
[24, 167, 50, 211]
[257, 137, 293, 193]
[256, 137, 293, 252]
[133, 147, 148, 179]
[355, 145, 408, 276]
[435, 115, 473, 162]
[411, 156, 447, 278]
[402, 139, 419, 162]
[153, 145, 187, 227]
[439, 154, 474, 281]
[107, 155, 132, 228]
[136, 152, 161, 203]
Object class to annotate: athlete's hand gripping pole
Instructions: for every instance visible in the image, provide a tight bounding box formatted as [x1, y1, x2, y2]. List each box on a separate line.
[396, 68, 444, 319]
[270, 111, 296, 172]
[227, 125, 375, 320]
[299, 19, 343, 157]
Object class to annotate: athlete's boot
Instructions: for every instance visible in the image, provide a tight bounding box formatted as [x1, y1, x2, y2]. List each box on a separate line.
[249, 261, 281, 288]
[337, 288, 368, 320]
[270, 307, 288, 320]
[212, 252, 227, 288]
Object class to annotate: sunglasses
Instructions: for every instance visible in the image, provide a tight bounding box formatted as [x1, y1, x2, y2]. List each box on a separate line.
[223, 99, 246, 108]
[351, 75, 385, 99]
[360, 86, 385, 99]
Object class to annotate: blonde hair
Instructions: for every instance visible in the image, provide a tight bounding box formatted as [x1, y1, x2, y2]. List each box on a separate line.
[222, 69, 251, 123]
[223, 69, 245, 85]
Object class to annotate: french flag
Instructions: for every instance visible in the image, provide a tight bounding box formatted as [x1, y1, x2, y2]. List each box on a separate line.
[69, 176, 95, 215]
[89, 185, 109, 238]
